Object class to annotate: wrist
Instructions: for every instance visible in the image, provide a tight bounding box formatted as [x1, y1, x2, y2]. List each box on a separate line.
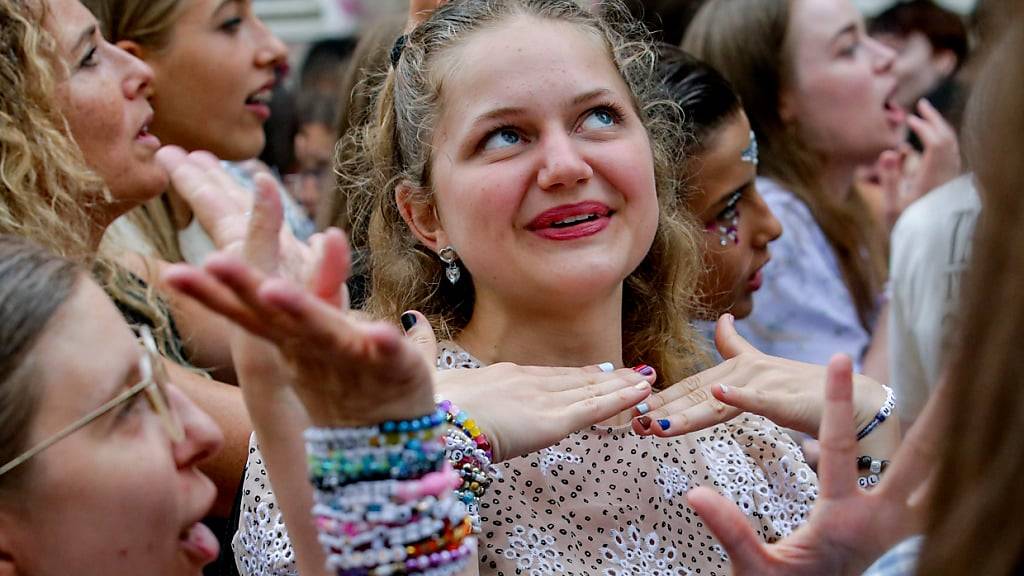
[852, 376, 888, 431]
[305, 389, 436, 428]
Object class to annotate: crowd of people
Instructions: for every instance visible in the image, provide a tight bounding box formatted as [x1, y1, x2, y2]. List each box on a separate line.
[0, 0, 1020, 575]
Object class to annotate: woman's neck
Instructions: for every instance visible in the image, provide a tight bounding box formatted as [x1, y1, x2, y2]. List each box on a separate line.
[820, 158, 858, 202]
[456, 286, 625, 370]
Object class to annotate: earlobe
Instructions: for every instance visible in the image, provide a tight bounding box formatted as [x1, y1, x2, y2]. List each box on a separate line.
[395, 181, 447, 252]
[933, 50, 958, 77]
[116, 40, 147, 60]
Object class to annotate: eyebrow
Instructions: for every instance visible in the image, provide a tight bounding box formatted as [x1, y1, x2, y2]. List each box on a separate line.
[213, 0, 243, 16]
[71, 24, 97, 56]
[831, 23, 858, 45]
[468, 88, 617, 128]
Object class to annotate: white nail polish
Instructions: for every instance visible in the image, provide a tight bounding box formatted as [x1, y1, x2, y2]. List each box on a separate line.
[719, 383, 730, 394]
[636, 402, 650, 414]
[597, 362, 614, 373]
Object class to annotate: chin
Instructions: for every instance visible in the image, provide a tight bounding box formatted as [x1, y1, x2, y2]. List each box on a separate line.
[728, 298, 754, 320]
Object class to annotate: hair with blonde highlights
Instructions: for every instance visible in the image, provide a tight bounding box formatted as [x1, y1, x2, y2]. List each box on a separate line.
[0, 0, 105, 260]
[0, 0, 186, 366]
[684, 0, 886, 329]
[342, 0, 705, 385]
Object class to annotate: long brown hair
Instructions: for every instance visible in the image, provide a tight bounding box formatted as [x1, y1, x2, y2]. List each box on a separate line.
[341, 0, 706, 385]
[0, 235, 81, 493]
[683, 0, 886, 328]
[916, 21, 1024, 576]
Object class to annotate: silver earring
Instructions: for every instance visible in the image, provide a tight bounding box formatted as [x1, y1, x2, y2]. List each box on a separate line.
[438, 246, 461, 284]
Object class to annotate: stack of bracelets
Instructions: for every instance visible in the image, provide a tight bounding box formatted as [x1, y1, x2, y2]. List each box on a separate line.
[306, 408, 477, 576]
[436, 396, 500, 533]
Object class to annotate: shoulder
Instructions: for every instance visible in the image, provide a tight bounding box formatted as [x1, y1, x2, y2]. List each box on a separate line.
[892, 175, 980, 243]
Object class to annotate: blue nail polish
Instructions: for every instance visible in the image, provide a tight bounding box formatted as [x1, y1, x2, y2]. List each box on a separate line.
[636, 402, 650, 415]
[597, 362, 615, 373]
[657, 419, 670, 431]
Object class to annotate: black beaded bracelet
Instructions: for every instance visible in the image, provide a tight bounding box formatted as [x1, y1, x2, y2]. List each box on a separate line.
[856, 456, 890, 475]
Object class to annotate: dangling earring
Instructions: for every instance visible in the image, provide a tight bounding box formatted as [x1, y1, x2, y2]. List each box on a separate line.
[438, 246, 461, 284]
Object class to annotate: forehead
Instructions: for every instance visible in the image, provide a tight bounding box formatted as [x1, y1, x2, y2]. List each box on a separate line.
[42, 0, 96, 52]
[790, 0, 860, 45]
[688, 113, 754, 212]
[28, 280, 140, 434]
[435, 16, 629, 125]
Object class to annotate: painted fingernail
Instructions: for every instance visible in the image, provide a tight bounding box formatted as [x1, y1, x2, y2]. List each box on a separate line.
[632, 364, 655, 376]
[657, 419, 671, 431]
[637, 416, 652, 429]
[400, 312, 417, 332]
[597, 362, 615, 373]
[719, 383, 730, 395]
[636, 402, 651, 415]
[725, 313, 735, 324]
[634, 381, 650, 390]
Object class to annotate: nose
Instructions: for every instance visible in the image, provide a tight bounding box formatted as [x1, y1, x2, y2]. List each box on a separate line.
[166, 383, 224, 471]
[115, 43, 155, 100]
[866, 36, 896, 74]
[537, 131, 593, 191]
[749, 189, 782, 248]
[254, 16, 288, 69]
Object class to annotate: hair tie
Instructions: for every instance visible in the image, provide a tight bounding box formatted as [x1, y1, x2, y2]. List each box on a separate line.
[390, 34, 408, 69]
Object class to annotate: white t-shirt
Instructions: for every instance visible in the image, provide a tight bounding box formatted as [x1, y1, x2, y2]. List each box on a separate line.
[888, 174, 980, 422]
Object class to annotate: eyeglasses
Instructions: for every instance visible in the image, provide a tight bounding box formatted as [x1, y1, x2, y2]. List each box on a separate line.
[0, 326, 184, 478]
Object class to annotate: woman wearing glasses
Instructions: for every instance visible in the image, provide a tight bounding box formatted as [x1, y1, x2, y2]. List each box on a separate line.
[0, 235, 224, 575]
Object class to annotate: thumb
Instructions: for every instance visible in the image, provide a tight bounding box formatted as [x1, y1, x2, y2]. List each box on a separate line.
[400, 310, 438, 367]
[244, 173, 283, 273]
[687, 487, 769, 571]
[714, 314, 757, 359]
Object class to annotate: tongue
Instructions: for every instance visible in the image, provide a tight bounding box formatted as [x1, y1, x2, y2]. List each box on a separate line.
[180, 522, 219, 566]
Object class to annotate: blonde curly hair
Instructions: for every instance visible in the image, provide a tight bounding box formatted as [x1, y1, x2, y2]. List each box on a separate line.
[0, 0, 185, 365]
[342, 0, 706, 386]
[0, 0, 105, 259]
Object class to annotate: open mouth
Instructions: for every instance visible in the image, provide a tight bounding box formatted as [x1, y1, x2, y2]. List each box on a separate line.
[883, 93, 907, 125]
[245, 90, 272, 106]
[179, 521, 219, 565]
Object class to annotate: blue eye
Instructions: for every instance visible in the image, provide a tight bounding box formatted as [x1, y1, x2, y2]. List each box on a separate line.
[581, 108, 616, 130]
[483, 128, 521, 151]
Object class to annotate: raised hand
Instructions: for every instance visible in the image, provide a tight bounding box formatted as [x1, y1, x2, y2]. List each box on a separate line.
[164, 190, 433, 425]
[877, 99, 961, 229]
[401, 310, 656, 462]
[632, 314, 887, 437]
[685, 355, 941, 576]
[155, 145, 329, 297]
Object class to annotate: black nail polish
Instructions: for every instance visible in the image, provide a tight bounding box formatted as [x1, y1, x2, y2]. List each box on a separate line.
[401, 312, 417, 332]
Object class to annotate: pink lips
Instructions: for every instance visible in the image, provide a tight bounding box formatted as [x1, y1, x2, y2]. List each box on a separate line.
[526, 201, 612, 241]
[136, 113, 161, 149]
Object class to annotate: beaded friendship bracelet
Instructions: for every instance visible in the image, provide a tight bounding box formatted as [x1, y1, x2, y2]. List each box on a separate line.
[856, 385, 896, 441]
[307, 409, 475, 576]
[436, 397, 493, 459]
